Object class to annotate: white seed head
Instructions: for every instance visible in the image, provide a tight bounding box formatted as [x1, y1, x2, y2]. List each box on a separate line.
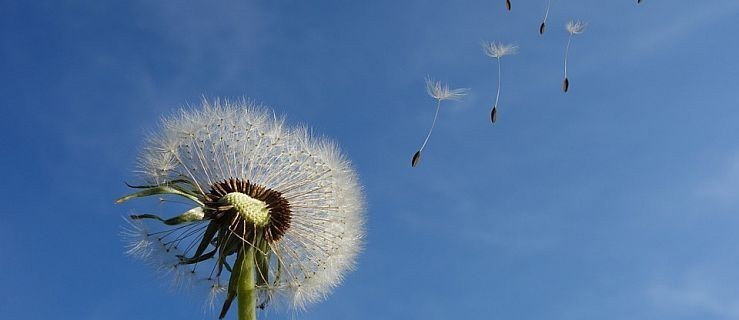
[566, 20, 587, 35]
[425, 76, 469, 101]
[126, 98, 365, 312]
[482, 41, 519, 59]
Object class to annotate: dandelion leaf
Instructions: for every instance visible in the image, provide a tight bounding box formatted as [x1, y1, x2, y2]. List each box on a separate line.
[255, 239, 271, 308]
[178, 248, 216, 265]
[129, 207, 204, 226]
[219, 250, 244, 319]
[116, 185, 203, 206]
[178, 220, 219, 263]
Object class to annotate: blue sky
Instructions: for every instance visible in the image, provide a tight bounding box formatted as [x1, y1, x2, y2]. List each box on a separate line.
[3, 1, 739, 319]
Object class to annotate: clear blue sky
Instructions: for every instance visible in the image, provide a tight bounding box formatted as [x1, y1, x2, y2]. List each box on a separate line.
[3, 1, 739, 319]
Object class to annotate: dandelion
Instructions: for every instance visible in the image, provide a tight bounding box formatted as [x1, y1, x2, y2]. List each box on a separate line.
[563, 20, 587, 92]
[483, 41, 518, 124]
[411, 77, 468, 167]
[539, 0, 552, 35]
[117, 99, 364, 320]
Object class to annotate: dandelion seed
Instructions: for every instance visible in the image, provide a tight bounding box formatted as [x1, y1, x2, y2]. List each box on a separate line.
[505, 0, 512, 11]
[637, 0, 643, 3]
[539, 0, 552, 35]
[425, 76, 468, 101]
[412, 77, 468, 167]
[118, 99, 365, 320]
[411, 150, 421, 168]
[483, 42, 518, 124]
[563, 20, 587, 93]
[566, 20, 587, 35]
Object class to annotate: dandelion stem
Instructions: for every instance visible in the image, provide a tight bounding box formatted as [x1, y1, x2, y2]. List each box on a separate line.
[419, 99, 442, 152]
[494, 57, 502, 109]
[237, 245, 256, 320]
[540, 0, 552, 34]
[564, 34, 572, 79]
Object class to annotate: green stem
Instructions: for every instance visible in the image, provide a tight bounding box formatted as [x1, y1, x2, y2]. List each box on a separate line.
[237, 245, 256, 320]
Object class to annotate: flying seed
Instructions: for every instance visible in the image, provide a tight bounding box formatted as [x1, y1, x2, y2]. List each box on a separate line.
[411, 77, 468, 167]
[539, 0, 552, 35]
[411, 151, 421, 167]
[482, 42, 518, 125]
[563, 20, 586, 93]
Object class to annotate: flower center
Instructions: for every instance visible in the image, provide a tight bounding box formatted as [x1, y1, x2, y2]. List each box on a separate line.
[222, 192, 270, 227]
[206, 178, 292, 242]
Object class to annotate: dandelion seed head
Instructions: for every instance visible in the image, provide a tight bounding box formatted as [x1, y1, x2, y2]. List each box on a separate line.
[566, 20, 587, 35]
[425, 76, 469, 101]
[122, 98, 365, 314]
[482, 41, 519, 59]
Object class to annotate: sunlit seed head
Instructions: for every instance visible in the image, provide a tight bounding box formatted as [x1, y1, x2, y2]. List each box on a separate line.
[221, 192, 270, 227]
[123, 99, 365, 314]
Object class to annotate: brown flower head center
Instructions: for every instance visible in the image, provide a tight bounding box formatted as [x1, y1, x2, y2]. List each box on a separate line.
[205, 178, 292, 242]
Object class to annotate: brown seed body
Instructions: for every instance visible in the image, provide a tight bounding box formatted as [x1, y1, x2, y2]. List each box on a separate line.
[506, 0, 511, 11]
[539, 22, 546, 35]
[411, 151, 421, 167]
[491, 106, 498, 124]
[562, 78, 569, 92]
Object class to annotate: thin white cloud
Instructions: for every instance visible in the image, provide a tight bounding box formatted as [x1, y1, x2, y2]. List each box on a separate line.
[628, 2, 739, 57]
[647, 264, 739, 318]
[131, 1, 272, 90]
[694, 153, 739, 208]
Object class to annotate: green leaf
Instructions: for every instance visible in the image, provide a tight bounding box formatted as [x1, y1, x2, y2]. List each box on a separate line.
[255, 238, 270, 287]
[116, 185, 203, 206]
[219, 249, 244, 319]
[255, 238, 271, 309]
[178, 248, 216, 265]
[273, 257, 282, 287]
[216, 229, 240, 278]
[125, 179, 195, 189]
[130, 207, 205, 225]
[187, 220, 219, 258]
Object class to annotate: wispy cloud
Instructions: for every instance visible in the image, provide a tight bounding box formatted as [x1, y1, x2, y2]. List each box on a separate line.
[395, 202, 561, 254]
[694, 153, 739, 209]
[131, 1, 271, 90]
[647, 264, 739, 318]
[628, 2, 739, 57]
